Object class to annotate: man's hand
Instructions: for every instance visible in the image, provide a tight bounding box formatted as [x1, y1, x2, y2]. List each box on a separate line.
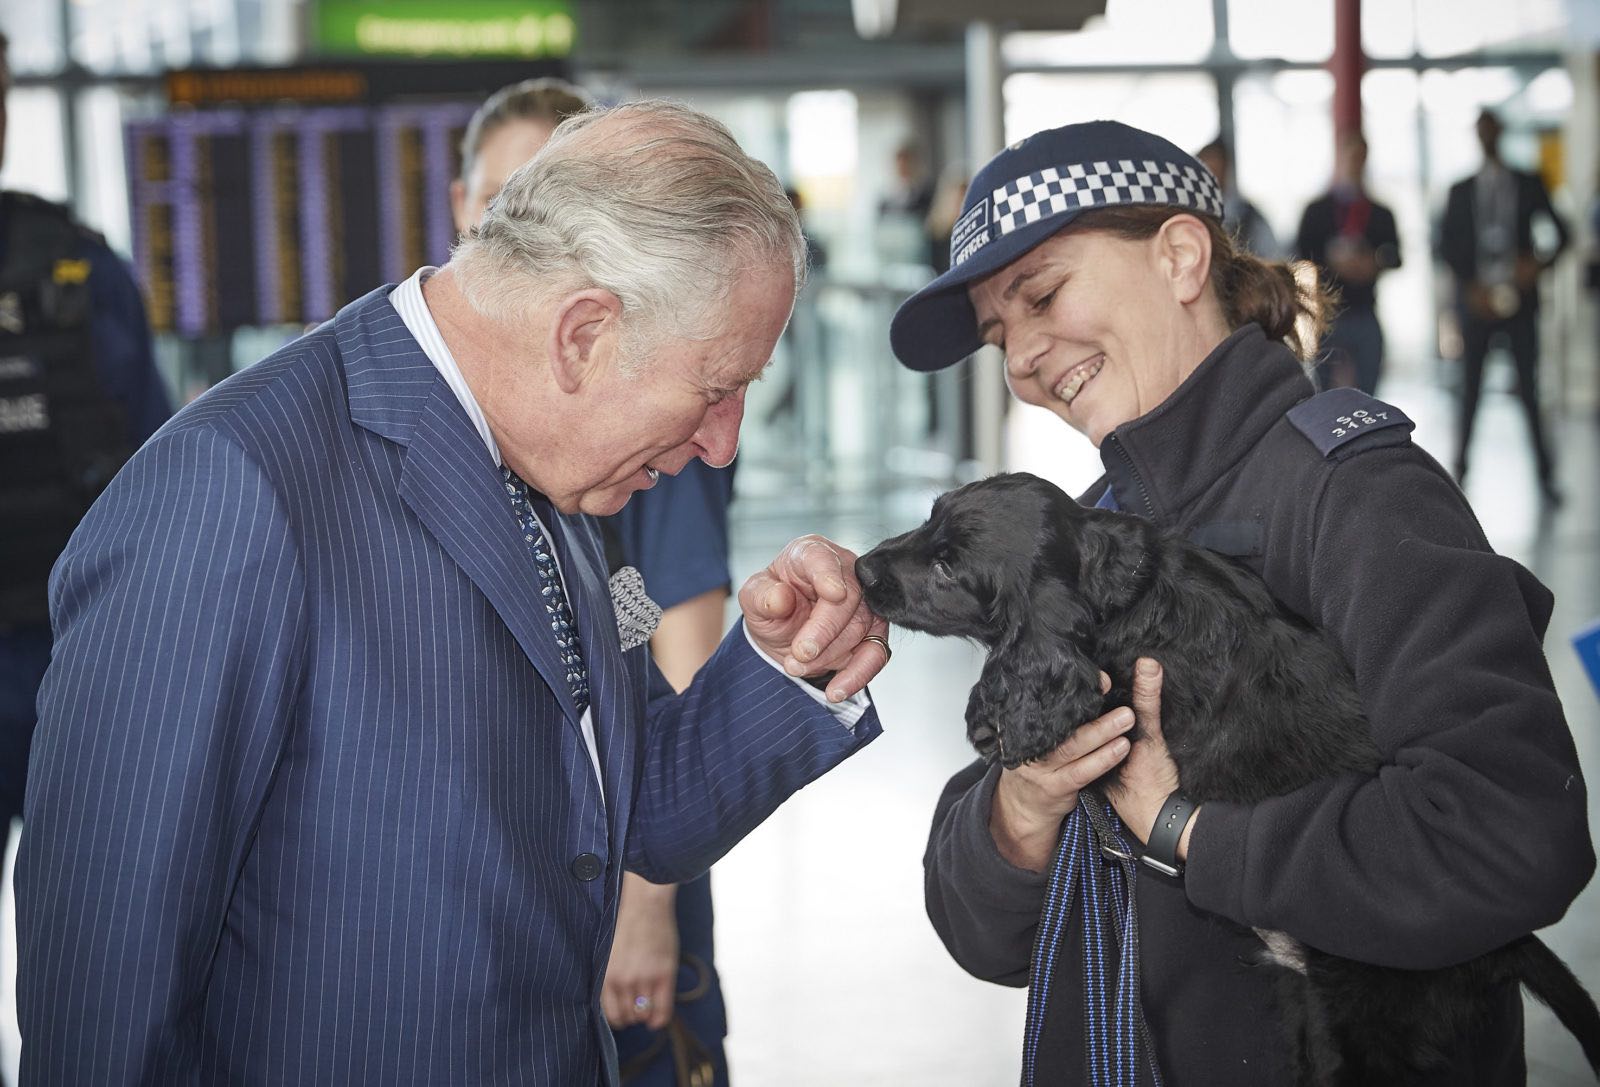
[740, 534, 890, 702]
[1105, 659, 1197, 859]
[601, 874, 679, 1032]
[989, 672, 1134, 872]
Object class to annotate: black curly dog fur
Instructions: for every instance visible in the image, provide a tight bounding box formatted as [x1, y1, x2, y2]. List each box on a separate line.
[855, 472, 1600, 1086]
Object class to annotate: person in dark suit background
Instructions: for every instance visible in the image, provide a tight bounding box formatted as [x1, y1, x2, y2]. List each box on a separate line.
[1295, 131, 1402, 395]
[17, 100, 890, 1086]
[0, 27, 170, 869]
[1439, 109, 1569, 503]
[450, 77, 740, 1085]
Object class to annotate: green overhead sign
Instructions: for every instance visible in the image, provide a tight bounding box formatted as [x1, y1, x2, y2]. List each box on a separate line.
[314, 1, 576, 59]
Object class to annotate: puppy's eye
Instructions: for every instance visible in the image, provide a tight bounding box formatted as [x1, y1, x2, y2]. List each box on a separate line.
[932, 559, 955, 581]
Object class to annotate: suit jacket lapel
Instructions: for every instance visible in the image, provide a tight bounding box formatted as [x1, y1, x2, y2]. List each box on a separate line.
[544, 513, 634, 835]
[339, 287, 583, 728]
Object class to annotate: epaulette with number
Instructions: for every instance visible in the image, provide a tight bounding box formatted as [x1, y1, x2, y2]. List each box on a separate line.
[1286, 387, 1414, 460]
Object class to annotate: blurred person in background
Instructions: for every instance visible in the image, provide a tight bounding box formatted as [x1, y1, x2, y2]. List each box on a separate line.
[1196, 136, 1279, 258]
[1439, 109, 1569, 504]
[890, 119, 1590, 1085]
[1295, 131, 1402, 395]
[453, 79, 736, 1087]
[876, 138, 938, 267]
[0, 25, 170, 904]
[925, 165, 972, 276]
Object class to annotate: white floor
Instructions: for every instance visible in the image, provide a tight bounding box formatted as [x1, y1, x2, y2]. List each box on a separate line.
[1, 373, 1596, 1086]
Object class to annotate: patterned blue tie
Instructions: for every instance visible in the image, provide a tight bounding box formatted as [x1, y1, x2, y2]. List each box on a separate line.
[501, 466, 590, 715]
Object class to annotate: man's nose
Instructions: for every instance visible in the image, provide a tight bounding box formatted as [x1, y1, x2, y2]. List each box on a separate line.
[696, 392, 745, 468]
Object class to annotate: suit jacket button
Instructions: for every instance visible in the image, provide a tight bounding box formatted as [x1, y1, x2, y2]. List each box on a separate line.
[571, 853, 603, 882]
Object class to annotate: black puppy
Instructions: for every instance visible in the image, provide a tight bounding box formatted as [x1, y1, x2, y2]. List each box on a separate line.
[856, 471, 1600, 1085]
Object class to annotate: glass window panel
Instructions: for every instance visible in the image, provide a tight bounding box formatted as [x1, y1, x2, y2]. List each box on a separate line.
[1002, 72, 1219, 156]
[1231, 70, 1333, 252]
[1418, 67, 1521, 194]
[0, 0, 66, 74]
[1002, 0, 1213, 68]
[0, 87, 68, 202]
[1362, 0, 1416, 60]
[75, 87, 133, 255]
[1415, 0, 1567, 56]
[1228, 0, 1333, 62]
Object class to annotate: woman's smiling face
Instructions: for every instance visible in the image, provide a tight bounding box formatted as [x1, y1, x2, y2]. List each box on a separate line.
[967, 224, 1202, 447]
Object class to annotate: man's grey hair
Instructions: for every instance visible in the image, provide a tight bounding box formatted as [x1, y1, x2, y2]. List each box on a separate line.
[451, 99, 806, 363]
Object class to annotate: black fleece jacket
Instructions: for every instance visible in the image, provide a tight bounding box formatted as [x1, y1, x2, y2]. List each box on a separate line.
[923, 325, 1594, 1085]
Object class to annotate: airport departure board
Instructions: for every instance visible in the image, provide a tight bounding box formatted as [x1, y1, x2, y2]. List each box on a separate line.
[126, 101, 478, 334]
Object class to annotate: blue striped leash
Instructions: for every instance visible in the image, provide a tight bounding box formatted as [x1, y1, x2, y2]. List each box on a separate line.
[1021, 791, 1164, 1087]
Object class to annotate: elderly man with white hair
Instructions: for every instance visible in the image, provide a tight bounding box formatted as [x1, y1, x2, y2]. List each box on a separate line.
[16, 101, 889, 1086]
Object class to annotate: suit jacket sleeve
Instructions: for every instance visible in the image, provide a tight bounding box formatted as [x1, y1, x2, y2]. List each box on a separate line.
[1375, 204, 1402, 269]
[622, 620, 881, 883]
[1184, 449, 1594, 969]
[1529, 171, 1571, 260]
[16, 426, 306, 1085]
[1439, 182, 1475, 283]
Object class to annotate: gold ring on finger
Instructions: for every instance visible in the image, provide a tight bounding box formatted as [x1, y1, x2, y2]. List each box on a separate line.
[860, 634, 892, 663]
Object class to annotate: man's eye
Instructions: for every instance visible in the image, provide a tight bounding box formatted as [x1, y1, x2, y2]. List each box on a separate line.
[932, 559, 955, 581]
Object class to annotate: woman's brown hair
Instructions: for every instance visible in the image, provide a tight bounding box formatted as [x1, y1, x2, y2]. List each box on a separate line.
[1061, 205, 1335, 362]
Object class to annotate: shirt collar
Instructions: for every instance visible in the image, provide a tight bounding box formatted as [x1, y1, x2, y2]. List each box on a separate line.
[389, 266, 504, 467]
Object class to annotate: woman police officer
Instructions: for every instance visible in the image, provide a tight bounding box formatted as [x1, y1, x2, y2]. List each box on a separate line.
[892, 121, 1592, 1083]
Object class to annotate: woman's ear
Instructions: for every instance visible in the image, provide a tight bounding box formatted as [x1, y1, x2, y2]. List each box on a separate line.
[1155, 214, 1214, 306]
[547, 288, 625, 394]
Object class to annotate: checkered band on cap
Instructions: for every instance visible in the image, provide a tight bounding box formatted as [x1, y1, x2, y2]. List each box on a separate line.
[991, 158, 1224, 239]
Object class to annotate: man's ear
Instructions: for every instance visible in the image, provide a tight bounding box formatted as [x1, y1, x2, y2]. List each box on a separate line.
[547, 289, 625, 394]
[1155, 213, 1214, 305]
[449, 179, 470, 237]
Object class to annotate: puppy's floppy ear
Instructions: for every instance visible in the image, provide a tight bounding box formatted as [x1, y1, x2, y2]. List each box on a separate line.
[966, 621, 1105, 768]
[1073, 509, 1158, 618]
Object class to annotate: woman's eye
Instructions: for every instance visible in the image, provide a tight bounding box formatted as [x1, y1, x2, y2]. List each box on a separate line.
[932, 559, 955, 581]
[1031, 290, 1057, 313]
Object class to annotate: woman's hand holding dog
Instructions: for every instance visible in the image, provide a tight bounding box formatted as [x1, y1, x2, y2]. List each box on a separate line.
[989, 672, 1136, 872]
[1105, 659, 1199, 861]
[741, 534, 892, 703]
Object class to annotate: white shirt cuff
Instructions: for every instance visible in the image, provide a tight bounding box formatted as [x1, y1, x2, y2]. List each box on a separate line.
[743, 625, 872, 730]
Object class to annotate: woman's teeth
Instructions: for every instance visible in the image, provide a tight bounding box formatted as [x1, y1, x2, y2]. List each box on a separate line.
[1054, 356, 1105, 405]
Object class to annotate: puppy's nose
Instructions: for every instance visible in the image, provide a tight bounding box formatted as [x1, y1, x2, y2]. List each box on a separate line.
[855, 555, 881, 589]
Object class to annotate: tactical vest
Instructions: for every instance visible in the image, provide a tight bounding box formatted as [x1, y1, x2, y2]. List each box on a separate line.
[0, 192, 134, 629]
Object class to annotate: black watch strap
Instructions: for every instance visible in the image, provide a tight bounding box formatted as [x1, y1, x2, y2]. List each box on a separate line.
[1141, 790, 1197, 878]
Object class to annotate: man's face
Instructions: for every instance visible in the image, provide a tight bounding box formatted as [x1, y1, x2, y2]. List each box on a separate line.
[510, 259, 796, 516]
[451, 117, 559, 234]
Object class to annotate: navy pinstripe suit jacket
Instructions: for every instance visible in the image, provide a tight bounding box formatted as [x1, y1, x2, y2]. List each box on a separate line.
[16, 286, 881, 1085]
